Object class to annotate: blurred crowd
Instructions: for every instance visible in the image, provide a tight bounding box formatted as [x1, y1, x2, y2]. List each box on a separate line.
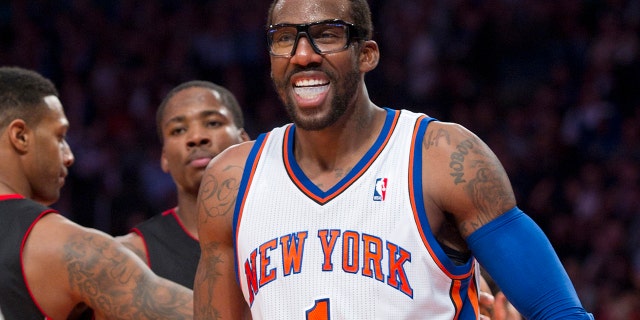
[1, 0, 639, 318]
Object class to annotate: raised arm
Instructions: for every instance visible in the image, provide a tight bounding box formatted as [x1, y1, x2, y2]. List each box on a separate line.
[422, 121, 592, 319]
[24, 214, 193, 320]
[194, 142, 253, 319]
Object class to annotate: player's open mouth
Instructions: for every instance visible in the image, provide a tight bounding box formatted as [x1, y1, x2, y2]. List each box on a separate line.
[293, 79, 330, 100]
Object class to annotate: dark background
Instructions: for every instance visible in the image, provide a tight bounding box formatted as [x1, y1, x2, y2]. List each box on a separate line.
[2, 1, 639, 317]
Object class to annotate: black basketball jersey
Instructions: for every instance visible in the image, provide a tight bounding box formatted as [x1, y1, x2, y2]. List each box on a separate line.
[132, 208, 200, 289]
[0, 194, 55, 319]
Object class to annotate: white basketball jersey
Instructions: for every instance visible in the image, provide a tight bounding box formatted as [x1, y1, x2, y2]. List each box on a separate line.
[234, 108, 481, 319]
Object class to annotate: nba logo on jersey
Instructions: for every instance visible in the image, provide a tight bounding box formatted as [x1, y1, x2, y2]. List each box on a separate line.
[373, 178, 388, 201]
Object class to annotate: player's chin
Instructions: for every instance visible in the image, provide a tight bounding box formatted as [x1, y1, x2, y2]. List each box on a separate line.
[34, 193, 60, 206]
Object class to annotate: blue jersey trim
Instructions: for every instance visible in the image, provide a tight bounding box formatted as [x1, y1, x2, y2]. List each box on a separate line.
[284, 108, 399, 205]
[411, 116, 476, 276]
[233, 132, 269, 286]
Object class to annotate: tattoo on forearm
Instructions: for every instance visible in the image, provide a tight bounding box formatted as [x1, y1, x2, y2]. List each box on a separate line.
[199, 165, 243, 222]
[64, 234, 192, 319]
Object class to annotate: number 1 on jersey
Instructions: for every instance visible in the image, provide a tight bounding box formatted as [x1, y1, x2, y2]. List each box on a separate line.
[306, 298, 330, 320]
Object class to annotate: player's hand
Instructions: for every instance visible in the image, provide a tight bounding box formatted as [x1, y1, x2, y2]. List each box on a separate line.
[479, 290, 522, 320]
[479, 290, 495, 320]
[492, 292, 522, 320]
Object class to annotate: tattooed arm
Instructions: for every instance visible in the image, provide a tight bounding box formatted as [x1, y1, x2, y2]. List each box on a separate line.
[422, 121, 592, 319]
[23, 213, 193, 320]
[194, 142, 254, 320]
[421, 121, 516, 247]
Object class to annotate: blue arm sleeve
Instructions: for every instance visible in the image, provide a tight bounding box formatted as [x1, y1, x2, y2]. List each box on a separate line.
[467, 207, 594, 319]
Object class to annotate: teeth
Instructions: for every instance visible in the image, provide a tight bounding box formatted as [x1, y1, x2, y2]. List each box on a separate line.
[294, 85, 329, 99]
[295, 79, 327, 87]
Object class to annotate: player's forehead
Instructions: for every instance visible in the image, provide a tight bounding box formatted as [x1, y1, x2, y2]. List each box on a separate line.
[42, 95, 69, 128]
[271, 0, 351, 25]
[164, 88, 227, 119]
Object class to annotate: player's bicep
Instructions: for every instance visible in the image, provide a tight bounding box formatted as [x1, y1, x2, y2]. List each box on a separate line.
[422, 122, 516, 238]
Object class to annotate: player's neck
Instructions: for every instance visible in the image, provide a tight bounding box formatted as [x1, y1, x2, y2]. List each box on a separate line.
[293, 106, 386, 190]
[0, 177, 22, 196]
[175, 194, 199, 239]
[294, 105, 385, 167]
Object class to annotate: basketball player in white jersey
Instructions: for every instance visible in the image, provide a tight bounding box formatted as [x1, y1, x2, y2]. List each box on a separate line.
[193, 0, 594, 319]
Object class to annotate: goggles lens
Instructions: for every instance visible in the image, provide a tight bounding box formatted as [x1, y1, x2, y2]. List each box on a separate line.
[267, 19, 364, 56]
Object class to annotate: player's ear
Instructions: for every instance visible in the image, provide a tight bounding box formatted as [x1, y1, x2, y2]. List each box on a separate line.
[239, 128, 250, 142]
[358, 40, 379, 73]
[160, 149, 170, 173]
[8, 119, 30, 154]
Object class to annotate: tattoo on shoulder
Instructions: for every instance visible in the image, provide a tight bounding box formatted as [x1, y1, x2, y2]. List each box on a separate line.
[449, 138, 475, 185]
[198, 164, 243, 223]
[424, 128, 451, 150]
